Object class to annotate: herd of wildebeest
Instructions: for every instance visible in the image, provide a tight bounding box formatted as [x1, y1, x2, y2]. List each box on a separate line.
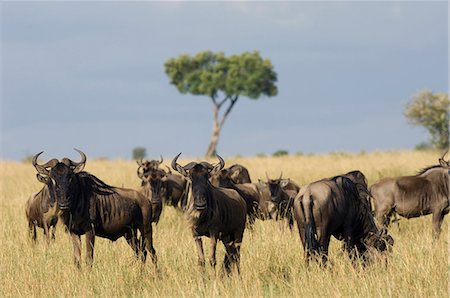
[25, 149, 450, 274]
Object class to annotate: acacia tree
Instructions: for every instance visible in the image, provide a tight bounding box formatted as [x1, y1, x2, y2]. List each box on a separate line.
[164, 51, 277, 157]
[404, 90, 449, 150]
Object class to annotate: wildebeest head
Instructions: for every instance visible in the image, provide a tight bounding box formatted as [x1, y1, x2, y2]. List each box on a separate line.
[266, 173, 289, 204]
[210, 168, 232, 187]
[365, 228, 394, 253]
[32, 149, 86, 210]
[146, 169, 168, 204]
[136, 156, 163, 176]
[172, 153, 225, 210]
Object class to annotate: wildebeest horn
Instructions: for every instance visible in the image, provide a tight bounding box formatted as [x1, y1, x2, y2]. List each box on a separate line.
[279, 172, 283, 180]
[137, 166, 145, 179]
[164, 165, 172, 174]
[171, 152, 182, 171]
[32, 151, 58, 176]
[440, 150, 448, 161]
[265, 172, 270, 181]
[66, 148, 87, 173]
[159, 155, 163, 164]
[136, 158, 144, 167]
[216, 154, 225, 171]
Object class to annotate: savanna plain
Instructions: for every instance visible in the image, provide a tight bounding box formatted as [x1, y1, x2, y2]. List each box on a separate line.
[0, 150, 448, 297]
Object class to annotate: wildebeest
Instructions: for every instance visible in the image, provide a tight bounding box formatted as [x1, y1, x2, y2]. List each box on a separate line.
[137, 169, 165, 224]
[26, 157, 60, 242]
[210, 168, 261, 225]
[370, 151, 450, 239]
[210, 163, 252, 185]
[137, 158, 188, 209]
[265, 173, 301, 229]
[32, 149, 157, 268]
[172, 153, 247, 274]
[293, 175, 393, 264]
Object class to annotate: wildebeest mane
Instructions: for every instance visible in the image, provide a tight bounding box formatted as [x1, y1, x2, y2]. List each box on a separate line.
[332, 176, 378, 242]
[416, 164, 443, 176]
[77, 172, 116, 196]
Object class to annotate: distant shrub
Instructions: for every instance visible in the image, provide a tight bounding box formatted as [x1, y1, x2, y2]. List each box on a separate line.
[256, 153, 267, 158]
[295, 151, 304, 156]
[272, 150, 289, 157]
[415, 142, 433, 151]
[132, 147, 147, 160]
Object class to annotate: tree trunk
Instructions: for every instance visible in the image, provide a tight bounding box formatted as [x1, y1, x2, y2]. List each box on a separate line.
[205, 104, 221, 157]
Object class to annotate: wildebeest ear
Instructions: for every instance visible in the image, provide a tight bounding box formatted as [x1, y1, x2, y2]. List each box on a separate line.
[36, 174, 50, 184]
[280, 179, 290, 188]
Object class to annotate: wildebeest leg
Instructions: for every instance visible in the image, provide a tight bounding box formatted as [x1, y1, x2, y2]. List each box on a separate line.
[29, 222, 37, 242]
[51, 225, 56, 240]
[391, 212, 400, 231]
[71, 233, 82, 269]
[317, 231, 330, 266]
[194, 236, 205, 268]
[43, 223, 51, 244]
[125, 230, 139, 259]
[222, 242, 233, 275]
[233, 242, 242, 274]
[209, 235, 218, 270]
[142, 228, 157, 267]
[85, 229, 95, 267]
[432, 211, 445, 240]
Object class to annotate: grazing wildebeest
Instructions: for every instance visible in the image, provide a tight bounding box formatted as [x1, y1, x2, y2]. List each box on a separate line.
[210, 168, 261, 226]
[370, 152, 450, 239]
[172, 153, 247, 274]
[137, 158, 189, 209]
[26, 158, 60, 242]
[265, 173, 301, 229]
[293, 175, 393, 264]
[33, 149, 157, 268]
[210, 164, 252, 185]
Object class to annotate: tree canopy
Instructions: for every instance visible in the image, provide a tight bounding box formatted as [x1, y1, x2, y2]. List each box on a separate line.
[164, 51, 277, 156]
[165, 51, 277, 100]
[404, 90, 449, 150]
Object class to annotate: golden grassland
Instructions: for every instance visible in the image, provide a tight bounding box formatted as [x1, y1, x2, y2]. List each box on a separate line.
[0, 150, 448, 297]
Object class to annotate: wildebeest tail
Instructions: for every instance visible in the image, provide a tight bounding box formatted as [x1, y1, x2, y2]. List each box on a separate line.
[300, 190, 319, 255]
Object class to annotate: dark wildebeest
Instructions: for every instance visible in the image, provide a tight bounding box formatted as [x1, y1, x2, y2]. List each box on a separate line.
[137, 169, 165, 224]
[26, 158, 60, 242]
[33, 149, 157, 268]
[172, 153, 247, 274]
[210, 164, 252, 185]
[370, 151, 450, 239]
[210, 168, 261, 226]
[265, 173, 301, 229]
[293, 175, 393, 264]
[137, 157, 189, 209]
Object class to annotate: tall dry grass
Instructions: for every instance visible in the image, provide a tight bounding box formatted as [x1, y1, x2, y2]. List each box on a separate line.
[0, 150, 448, 297]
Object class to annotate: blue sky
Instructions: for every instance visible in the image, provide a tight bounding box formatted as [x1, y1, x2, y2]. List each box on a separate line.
[1, 1, 448, 160]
